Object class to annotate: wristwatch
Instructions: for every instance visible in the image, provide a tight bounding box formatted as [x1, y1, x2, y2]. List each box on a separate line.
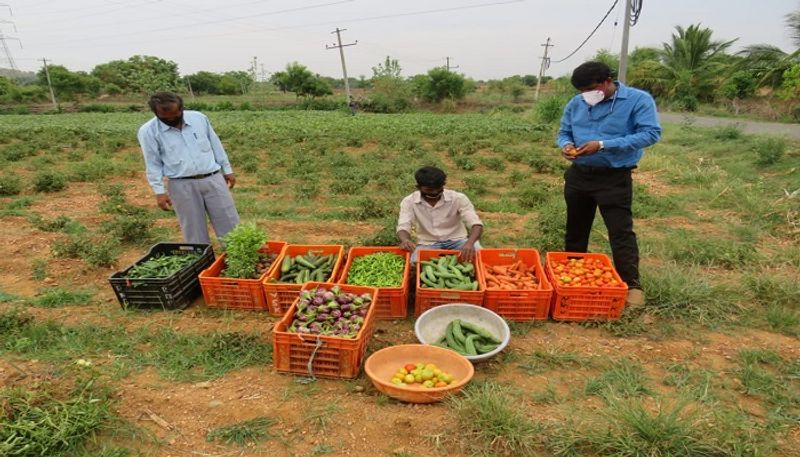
[598, 140, 605, 150]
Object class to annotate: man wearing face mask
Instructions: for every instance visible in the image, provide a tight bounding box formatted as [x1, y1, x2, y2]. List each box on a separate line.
[137, 91, 240, 244]
[556, 61, 661, 309]
[397, 166, 483, 264]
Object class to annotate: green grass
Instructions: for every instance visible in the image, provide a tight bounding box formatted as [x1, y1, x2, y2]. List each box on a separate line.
[27, 288, 94, 308]
[517, 348, 590, 375]
[545, 397, 767, 456]
[447, 381, 541, 457]
[206, 416, 277, 446]
[0, 376, 116, 457]
[143, 329, 273, 382]
[585, 358, 651, 399]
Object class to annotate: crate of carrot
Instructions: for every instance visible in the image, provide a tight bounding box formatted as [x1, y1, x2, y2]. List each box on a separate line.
[477, 248, 553, 321]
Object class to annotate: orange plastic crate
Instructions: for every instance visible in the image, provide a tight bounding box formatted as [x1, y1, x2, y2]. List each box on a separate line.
[477, 248, 553, 321]
[199, 241, 287, 311]
[415, 249, 484, 317]
[544, 252, 628, 321]
[272, 282, 379, 379]
[262, 244, 344, 316]
[338, 246, 410, 320]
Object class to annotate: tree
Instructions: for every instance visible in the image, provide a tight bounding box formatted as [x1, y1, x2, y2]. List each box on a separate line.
[91, 55, 179, 94]
[737, 44, 795, 88]
[719, 70, 757, 113]
[185, 71, 222, 94]
[371, 56, 402, 79]
[521, 74, 538, 87]
[37, 65, 101, 99]
[657, 24, 737, 109]
[367, 56, 411, 112]
[270, 62, 331, 98]
[415, 67, 468, 103]
[592, 49, 620, 75]
[788, 8, 800, 48]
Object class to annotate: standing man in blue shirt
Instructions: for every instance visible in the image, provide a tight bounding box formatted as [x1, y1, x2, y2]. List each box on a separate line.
[556, 61, 661, 308]
[138, 92, 240, 245]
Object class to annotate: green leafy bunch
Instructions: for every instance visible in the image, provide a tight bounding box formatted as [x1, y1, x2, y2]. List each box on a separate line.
[221, 223, 267, 279]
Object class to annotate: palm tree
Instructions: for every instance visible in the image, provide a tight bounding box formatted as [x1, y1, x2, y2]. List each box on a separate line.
[660, 25, 737, 103]
[736, 44, 794, 88]
[788, 8, 800, 48]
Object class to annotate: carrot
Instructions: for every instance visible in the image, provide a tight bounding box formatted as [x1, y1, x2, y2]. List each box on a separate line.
[492, 265, 508, 276]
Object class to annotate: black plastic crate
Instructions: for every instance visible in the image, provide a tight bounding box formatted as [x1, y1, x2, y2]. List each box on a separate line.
[109, 243, 215, 310]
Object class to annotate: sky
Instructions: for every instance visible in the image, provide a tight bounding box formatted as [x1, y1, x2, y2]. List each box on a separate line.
[2, 0, 798, 81]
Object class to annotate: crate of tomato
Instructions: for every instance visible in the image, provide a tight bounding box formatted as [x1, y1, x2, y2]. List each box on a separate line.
[199, 229, 287, 311]
[544, 252, 628, 321]
[415, 249, 484, 317]
[262, 244, 345, 316]
[109, 243, 215, 310]
[477, 248, 553, 321]
[338, 247, 410, 319]
[272, 282, 379, 379]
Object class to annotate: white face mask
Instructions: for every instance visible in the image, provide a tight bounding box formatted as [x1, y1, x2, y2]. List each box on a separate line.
[581, 89, 606, 106]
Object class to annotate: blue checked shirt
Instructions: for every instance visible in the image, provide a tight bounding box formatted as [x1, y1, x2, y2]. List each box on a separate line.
[556, 82, 661, 168]
[137, 110, 233, 194]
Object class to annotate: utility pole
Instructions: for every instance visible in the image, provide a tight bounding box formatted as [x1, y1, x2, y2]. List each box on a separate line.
[444, 56, 459, 72]
[260, 64, 266, 82]
[251, 56, 258, 82]
[186, 78, 195, 99]
[618, 0, 632, 83]
[326, 27, 357, 103]
[534, 37, 553, 101]
[41, 58, 57, 109]
[0, 24, 20, 72]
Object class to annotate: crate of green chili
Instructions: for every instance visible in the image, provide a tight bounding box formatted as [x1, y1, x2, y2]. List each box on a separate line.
[338, 247, 410, 319]
[108, 243, 215, 310]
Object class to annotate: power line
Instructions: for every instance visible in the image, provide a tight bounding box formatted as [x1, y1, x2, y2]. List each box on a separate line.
[552, 0, 619, 64]
[30, 0, 523, 49]
[31, 0, 355, 47]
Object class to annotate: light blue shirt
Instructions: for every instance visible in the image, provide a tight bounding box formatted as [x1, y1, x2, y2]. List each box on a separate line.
[556, 82, 661, 168]
[137, 110, 233, 194]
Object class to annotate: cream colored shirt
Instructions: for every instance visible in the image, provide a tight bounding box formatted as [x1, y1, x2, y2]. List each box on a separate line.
[396, 189, 483, 244]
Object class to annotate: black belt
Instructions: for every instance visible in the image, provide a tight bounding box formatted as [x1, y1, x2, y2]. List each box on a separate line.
[571, 164, 636, 174]
[172, 169, 220, 180]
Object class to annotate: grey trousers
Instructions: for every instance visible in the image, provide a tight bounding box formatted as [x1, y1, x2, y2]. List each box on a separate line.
[167, 172, 240, 244]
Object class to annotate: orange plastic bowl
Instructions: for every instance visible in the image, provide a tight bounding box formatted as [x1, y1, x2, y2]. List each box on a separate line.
[364, 344, 474, 403]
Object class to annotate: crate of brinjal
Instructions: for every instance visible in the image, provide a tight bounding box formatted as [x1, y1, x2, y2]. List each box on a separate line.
[199, 227, 287, 311]
[272, 282, 379, 379]
[415, 249, 484, 317]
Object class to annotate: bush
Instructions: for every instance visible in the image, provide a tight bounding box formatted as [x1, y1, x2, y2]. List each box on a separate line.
[33, 171, 66, 193]
[77, 104, 118, 113]
[535, 95, 570, 123]
[753, 136, 787, 166]
[0, 173, 22, 195]
[711, 124, 743, 141]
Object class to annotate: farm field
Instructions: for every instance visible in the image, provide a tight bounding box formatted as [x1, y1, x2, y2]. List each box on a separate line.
[0, 110, 799, 456]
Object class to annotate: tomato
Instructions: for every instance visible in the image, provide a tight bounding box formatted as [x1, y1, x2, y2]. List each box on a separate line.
[404, 363, 416, 372]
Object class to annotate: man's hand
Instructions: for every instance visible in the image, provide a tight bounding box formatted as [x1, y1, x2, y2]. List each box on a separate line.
[399, 239, 416, 252]
[224, 173, 236, 189]
[459, 242, 476, 263]
[561, 143, 579, 161]
[155, 194, 172, 211]
[576, 141, 602, 156]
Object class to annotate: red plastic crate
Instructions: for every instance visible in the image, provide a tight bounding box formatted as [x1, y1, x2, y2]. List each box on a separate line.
[272, 282, 379, 379]
[199, 241, 287, 311]
[477, 248, 553, 321]
[415, 249, 484, 317]
[544, 252, 628, 321]
[262, 245, 344, 316]
[337, 246, 410, 320]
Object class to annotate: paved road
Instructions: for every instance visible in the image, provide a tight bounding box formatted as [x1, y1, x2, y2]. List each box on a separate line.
[659, 112, 800, 139]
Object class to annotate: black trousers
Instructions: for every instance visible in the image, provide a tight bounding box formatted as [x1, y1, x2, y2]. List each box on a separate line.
[563, 164, 640, 289]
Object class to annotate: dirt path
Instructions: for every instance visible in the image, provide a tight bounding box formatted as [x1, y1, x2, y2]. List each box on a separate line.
[660, 111, 800, 139]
